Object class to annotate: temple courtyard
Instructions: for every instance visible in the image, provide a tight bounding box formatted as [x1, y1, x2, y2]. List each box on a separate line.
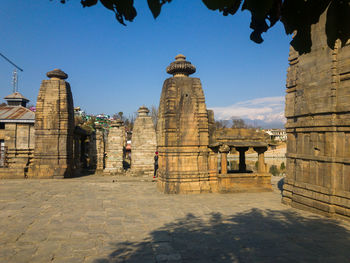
[1, 176, 350, 263]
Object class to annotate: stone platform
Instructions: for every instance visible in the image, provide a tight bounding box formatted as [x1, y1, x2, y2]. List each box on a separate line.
[1, 175, 350, 263]
[217, 173, 272, 193]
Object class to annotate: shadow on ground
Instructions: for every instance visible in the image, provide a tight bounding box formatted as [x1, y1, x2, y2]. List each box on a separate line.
[93, 209, 350, 262]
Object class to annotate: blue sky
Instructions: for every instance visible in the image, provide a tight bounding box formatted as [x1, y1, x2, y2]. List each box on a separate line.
[0, 1, 291, 126]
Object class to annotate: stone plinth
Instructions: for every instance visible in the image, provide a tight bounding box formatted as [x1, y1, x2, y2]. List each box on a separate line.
[283, 10, 350, 220]
[104, 120, 125, 174]
[157, 55, 211, 193]
[130, 106, 157, 176]
[28, 69, 74, 178]
[218, 173, 272, 193]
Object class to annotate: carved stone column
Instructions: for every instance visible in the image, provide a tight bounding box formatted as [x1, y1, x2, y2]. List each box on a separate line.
[254, 147, 267, 173]
[219, 144, 230, 174]
[237, 147, 249, 172]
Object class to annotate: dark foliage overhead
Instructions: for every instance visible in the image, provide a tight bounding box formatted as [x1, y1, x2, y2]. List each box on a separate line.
[57, 0, 350, 54]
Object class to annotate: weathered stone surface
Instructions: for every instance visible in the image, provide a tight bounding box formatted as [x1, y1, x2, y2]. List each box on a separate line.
[95, 123, 105, 172]
[283, 10, 350, 220]
[27, 69, 74, 178]
[0, 122, 35, 178]
[157, 55, 211, 194]
[104, 120, 125, 174]
[131, 106, 157, 176]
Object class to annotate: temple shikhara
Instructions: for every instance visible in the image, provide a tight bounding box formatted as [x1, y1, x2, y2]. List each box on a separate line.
[157, 54, 271, 193]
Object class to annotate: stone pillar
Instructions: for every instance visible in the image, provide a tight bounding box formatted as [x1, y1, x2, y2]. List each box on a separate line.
[208, 148, 219, 192]
[28, 69, 74, 178]
[237, 147, 249, 172]
[95, 123, 105, 172]
[219, 144, 230, 174]
[254, 147, 267, 173]
[208, 149, 218, 178]
[157, 54, 211, 194]
[104, 120, 125, 174]
[131, 106, 157, 176]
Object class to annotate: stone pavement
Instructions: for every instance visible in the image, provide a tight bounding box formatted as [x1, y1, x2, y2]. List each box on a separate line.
[1, 175, 350, 263]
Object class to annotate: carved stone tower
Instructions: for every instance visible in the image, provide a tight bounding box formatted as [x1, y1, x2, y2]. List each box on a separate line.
[131, 106, 157, 176]
[104, 119, 125, 174]
[157, 54, 211, 193]
[28, 69, 74, 178]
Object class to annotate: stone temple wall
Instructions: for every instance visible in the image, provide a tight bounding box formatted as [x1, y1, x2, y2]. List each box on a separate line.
[104, 120, 125, 174]
[131, 106, 157, 176]
[28, 69, 74, 178]
[283, 11, 350, 220]
[0, 123, 35, 178]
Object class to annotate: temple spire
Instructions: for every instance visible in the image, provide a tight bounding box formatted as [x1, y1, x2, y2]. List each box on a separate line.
[166, 54, 196, 77]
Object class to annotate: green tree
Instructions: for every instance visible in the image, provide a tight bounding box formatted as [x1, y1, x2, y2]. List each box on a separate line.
[269, 164, 279, 176]
[56, 0, 350, 54]
[280, 162, 286, 171]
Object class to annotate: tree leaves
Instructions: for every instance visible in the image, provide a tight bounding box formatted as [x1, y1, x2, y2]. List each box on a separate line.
[202, 0, 242, 16]
[326, 0, 350, 48]
[281, 0, 330, 54]
[56, 0, 350, 54]
[147, 0, 172, 19]
[242, 0, 281, 44]
[81, 0, 98, 7]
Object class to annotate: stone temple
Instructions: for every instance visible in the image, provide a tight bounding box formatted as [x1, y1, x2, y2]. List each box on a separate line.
[131, 106, 157, 176]
[104, 119, 125, 174]
[28, 69, 74, 178]
[283, 10, 350, 219]
[157, 54, 212, 193]
[157, 55, 271, 194]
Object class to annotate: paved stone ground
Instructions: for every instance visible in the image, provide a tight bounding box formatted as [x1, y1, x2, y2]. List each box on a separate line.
[1, 175, 350, 263]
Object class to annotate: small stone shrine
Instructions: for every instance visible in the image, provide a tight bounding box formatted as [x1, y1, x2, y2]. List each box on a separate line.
[28, 69, 74, 178]
[283, 10, 350, 220]
[130, 106, 157, 176]
[104, 119, 125, 174]
[210, 128, 271, 193]
[157, 55, 271, 194]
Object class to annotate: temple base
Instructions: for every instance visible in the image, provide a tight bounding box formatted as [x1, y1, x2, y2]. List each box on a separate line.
[216, 173, 272, 193]
[27, 165, 71, 178]
[283, 179, 350, 221]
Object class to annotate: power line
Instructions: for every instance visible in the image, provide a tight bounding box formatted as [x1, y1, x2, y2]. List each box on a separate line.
[0, 52, 23, 71]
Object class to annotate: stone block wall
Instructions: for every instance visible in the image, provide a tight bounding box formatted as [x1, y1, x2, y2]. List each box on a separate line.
[283, 11, 350, 219]
[0, 123, 34, 178]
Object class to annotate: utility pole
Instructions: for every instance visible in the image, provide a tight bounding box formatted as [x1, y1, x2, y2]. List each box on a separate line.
[0, 52, 23, 93]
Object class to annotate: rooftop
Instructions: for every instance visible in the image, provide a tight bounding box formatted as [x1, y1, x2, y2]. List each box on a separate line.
[0, 105, 35, 123]
[4, 92, 29, 102]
